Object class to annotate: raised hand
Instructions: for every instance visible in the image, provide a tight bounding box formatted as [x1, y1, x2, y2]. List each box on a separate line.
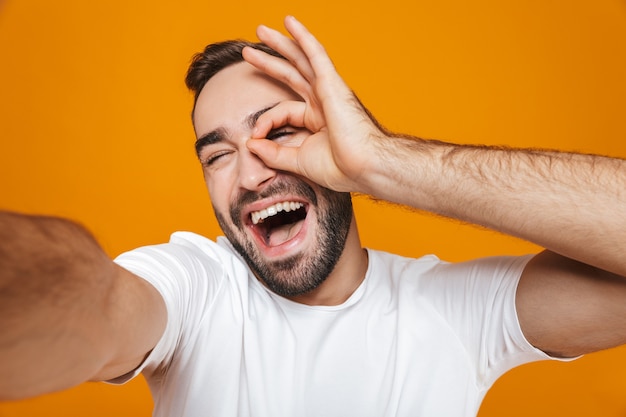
[243, 16, 389, 194]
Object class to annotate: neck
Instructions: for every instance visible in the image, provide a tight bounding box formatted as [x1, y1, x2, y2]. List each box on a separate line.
[287, 218, 368, 306]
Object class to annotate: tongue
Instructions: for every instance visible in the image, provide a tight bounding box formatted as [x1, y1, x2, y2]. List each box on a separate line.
[267, 220, 304, 247]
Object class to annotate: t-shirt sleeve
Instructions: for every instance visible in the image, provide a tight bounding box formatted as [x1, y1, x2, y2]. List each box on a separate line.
[424, 255, 576, 390]
[108, 234, 229, 384]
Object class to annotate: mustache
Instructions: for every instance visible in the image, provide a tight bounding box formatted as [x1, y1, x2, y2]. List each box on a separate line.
[230, 179, 318, 228]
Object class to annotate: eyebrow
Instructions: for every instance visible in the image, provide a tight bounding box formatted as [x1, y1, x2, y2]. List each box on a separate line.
[194, 104, 278, 158]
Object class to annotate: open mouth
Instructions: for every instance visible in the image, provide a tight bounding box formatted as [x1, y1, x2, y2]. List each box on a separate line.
[250, 201, 308, 247]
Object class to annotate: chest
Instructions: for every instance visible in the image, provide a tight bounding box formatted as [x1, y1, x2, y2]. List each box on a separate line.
[151, 292, 480, 417]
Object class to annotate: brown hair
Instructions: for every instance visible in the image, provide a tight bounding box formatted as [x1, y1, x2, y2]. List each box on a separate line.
[185, 40, 285, 117]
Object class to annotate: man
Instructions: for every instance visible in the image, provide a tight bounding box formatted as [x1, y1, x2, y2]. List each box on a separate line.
[1, 15, 625, 416]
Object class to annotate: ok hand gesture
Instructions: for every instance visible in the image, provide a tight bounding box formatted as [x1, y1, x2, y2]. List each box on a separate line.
[243, 16, 390, 195]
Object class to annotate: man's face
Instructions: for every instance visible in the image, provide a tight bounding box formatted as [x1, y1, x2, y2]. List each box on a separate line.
[193, 61, 353, 297]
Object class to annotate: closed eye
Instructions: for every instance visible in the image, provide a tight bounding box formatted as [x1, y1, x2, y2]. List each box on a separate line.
[201, 149, 232, 167]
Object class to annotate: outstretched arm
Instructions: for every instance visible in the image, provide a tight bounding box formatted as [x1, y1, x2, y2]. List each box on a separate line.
[244, 16, 626, 357]
[0, 211, 166, 400]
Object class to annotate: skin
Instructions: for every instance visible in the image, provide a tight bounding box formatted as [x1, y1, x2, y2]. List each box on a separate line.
[0, 35, 368, 401]
[2, 14, 626, 403]
[0, 213, 166, 399]
[192, 62, 368, 305]
[242, 16, 626, 357]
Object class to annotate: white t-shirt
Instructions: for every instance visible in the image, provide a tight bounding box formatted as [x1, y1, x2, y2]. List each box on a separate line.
[113, 231, 554, 417]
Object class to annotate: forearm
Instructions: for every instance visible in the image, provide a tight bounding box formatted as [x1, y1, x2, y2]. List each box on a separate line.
[366, 136, 626, 275]
[0, 211, 118, 399]
[245, 16, 626, 276]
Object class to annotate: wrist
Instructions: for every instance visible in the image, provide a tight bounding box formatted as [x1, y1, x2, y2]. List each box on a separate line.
[359, 134, 440, 206]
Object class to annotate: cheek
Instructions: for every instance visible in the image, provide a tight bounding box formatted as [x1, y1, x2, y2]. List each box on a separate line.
[205, 171, 236, 218]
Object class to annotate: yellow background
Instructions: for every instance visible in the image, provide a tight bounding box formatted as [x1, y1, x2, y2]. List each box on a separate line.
[1, 0, 626, 415]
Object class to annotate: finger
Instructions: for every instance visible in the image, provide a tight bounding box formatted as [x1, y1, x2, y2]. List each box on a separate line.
[246, 138, 302, 175]
[242, 46, 314, 101]
[281, 16, 335, 81]
[281, 16, 358, 132]
[255, 23, 315, 82]
[279, 17, 353, 116]
[252, 101, 307, 139]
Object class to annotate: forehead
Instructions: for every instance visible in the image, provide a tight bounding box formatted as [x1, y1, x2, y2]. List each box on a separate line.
[193, 61, 301, 138]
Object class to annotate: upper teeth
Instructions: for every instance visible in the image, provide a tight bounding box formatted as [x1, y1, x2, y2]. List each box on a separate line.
[251, 201, 303, 225]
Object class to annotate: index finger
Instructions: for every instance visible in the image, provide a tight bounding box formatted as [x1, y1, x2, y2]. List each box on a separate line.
[252, 101, 307, 139]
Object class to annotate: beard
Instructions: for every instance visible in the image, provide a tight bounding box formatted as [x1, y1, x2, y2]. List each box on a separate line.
[214, 178, 353, 297]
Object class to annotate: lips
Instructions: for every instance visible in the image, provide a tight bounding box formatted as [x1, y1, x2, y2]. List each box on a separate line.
[228, 179, 318, 257]
[248, 200, 308, 249]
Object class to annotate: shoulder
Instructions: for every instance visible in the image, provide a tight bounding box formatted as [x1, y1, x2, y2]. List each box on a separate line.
[113, 232, 250, 298]
[366, 248, 533, 296]
[115, 232, 240, 272]
[366, 248, 442, 276]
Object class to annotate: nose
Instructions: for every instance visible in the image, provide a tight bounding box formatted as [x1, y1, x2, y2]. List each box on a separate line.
[237, 147, 276, 192]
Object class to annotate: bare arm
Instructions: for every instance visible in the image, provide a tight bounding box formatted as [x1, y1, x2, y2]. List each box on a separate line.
[372, 139, 626, 277]
[0, 211, 166, 400]
[243, 16, 626, 357]
[379, 140, 626, 356]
